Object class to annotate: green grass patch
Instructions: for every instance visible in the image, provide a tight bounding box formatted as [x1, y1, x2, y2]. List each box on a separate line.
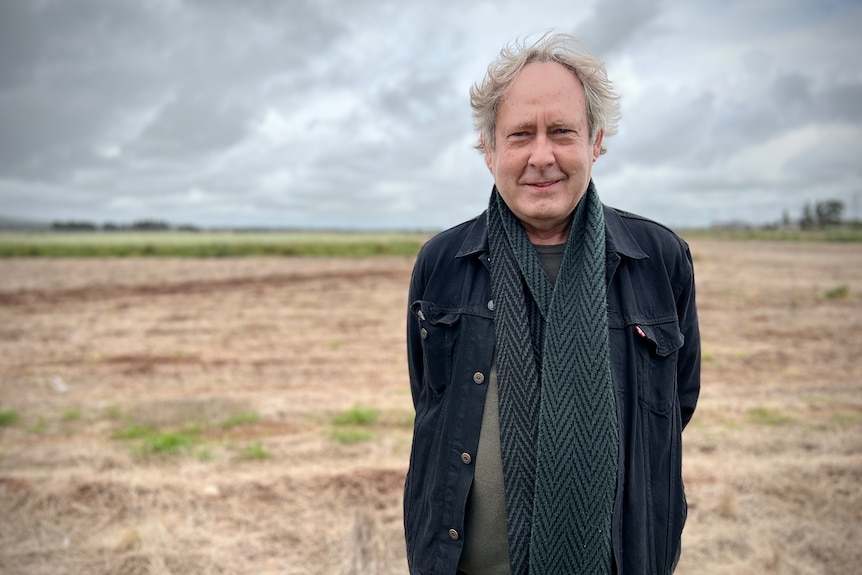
[0, 410, 21, 427]
[329, 406, 381, 444]
[112, 424, 156, 440]
[140, 430, 199, 455]
[332, 406, 379, 426]
[719, 418, 742, 430]
[61, 408, 83, 422]
[112, 424, 201, 457]
[0, 231, 428, 258]
[832, 412, 862, 426]
[113, 423, 201, 456]
[109, 404, 288, 459]
[197, 449, 216, 462]
[111, 410, 273, 460]
[239, 441, 269, 460]
[746, 406, 796, 426]
[823, 284, 850, 300]
[331, 428, 376, 444]
[680, 227, 862, 243]
[5, 226, 862, 258]
[27, 418, 50, 434]
[221, 411, 261, 429]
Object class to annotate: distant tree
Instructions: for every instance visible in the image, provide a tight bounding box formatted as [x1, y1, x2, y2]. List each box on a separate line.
[131, 219, 171, 231]
[52, 220, 97, 231]
[781, 209, 791, 228]
[800, 202, 816, 229]
[815, 199, 844, 227]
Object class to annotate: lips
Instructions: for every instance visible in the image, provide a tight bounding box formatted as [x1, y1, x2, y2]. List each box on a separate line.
[526, 179, 561, 189]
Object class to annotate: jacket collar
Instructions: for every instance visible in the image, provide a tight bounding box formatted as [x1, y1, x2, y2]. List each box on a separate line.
[455, 214, 489, 258]
[455, 204, 649, 261]
[603, 205, 649, 260]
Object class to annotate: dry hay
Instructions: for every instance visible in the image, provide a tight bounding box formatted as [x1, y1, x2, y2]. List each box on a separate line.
[1, 243, 861, 574]
[0, 468, 407, 575]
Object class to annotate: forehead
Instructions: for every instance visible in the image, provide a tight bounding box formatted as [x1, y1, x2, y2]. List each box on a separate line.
[498, 61, 587, 124]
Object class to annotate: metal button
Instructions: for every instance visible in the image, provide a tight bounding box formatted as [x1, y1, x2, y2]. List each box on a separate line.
[461, 452, 472, 465]
[448, 528, 460, 540]
[417, 310, 426, 321]
[487, 299, 495, 311]
[420, 328, 428, 339]
[473, 372, 485, 384]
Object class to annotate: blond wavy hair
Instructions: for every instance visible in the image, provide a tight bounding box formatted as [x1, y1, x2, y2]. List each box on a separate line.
[470, 32, 620, 155]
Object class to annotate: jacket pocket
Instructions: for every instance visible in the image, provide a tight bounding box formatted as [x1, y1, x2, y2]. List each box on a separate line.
[633, 321, 687, 572]
[635, 321, 684, 415]
[411, 300, 462, 395]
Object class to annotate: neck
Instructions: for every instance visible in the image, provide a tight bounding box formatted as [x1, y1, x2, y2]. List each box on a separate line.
[522, 219, 571, 245]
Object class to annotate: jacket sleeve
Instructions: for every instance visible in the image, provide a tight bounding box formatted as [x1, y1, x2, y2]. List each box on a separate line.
[406, 250, 426, 410]
[676, 242, 701, 429]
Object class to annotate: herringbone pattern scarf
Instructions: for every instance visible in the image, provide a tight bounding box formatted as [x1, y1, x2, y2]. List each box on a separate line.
[487, 182, 618, 574]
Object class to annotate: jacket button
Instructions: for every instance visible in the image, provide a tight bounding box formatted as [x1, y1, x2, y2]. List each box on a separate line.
[420, 328, 428, 339]
[461, 452, 472, 464]
[487, 299, 495, 311]
[417, 310, 426, 320]
[448, 528, 460, 540]
[473, 372, 485, 384]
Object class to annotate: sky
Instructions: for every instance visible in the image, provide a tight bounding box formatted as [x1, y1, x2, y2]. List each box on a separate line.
[1, 0, 861, 230]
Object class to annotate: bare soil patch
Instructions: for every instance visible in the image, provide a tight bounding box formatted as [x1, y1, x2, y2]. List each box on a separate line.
[1, 241, 860, 574]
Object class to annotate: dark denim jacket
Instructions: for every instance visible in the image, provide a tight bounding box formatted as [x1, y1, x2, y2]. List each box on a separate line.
[404, 205, 701, 575]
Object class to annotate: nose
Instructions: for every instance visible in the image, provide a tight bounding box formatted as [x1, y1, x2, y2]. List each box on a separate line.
[528, 134, 555, 168]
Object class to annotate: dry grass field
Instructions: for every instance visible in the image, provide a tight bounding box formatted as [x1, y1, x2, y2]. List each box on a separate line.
[1, 239, 860, 574]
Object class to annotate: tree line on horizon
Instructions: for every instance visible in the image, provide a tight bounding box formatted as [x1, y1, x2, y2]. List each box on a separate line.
[48, 198, 857, 233]
[796, 199, 846, 229]
[51, 219, 200, 232]
[707, 198, 855, 231]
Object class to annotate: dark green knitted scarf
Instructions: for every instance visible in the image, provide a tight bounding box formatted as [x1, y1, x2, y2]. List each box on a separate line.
[487, 182, 618, 574]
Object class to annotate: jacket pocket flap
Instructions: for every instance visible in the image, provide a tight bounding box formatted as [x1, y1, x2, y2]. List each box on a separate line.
[412, 300, 461, 326]
[637, 322, 684, 357]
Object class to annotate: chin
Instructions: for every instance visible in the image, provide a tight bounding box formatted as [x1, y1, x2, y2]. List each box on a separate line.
[523, 202, 567, 220]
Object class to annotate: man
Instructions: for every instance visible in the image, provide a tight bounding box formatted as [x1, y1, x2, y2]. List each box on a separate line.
[404, 33, 700, 575]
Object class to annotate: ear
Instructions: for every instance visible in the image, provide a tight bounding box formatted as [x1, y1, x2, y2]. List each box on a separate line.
[482, 136, 493, 171]
[592, 129, 605, 161]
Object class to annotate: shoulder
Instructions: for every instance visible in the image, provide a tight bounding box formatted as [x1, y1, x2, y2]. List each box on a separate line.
[604, 206, 695, 289]
[417, 213, 486, 262]
[410, 214, 486, 295]
[605, 205, 691, 256]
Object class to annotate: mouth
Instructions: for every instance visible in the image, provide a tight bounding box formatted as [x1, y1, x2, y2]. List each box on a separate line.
[525, 179, 561, 190]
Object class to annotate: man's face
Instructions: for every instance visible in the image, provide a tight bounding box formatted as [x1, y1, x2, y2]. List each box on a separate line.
[485, 61, 603, 240]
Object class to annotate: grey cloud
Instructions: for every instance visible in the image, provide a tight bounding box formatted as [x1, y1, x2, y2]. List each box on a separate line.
[764, 73, 862, 125]
[571, 0, 663, 56]
[0, 0, 342, 175]
[769, 73, 811, 108]
[821, 83, 862, 123]
[129, 94, 249, 159]
[615, 69, 862, 175]
[0, 3, 43, 89]
[1, 0, 858, 229]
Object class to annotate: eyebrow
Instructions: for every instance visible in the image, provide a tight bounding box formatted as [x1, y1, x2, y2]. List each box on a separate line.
[513, 120, 572, 129]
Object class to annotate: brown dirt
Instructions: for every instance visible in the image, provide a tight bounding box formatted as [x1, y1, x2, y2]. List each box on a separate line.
[1, 241, 860, 574]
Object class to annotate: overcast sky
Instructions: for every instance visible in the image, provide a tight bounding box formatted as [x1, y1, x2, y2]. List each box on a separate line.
[1, 0, 861, 230]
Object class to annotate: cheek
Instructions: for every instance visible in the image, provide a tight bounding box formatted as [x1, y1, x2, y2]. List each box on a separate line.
[498, 150, 527, 173]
